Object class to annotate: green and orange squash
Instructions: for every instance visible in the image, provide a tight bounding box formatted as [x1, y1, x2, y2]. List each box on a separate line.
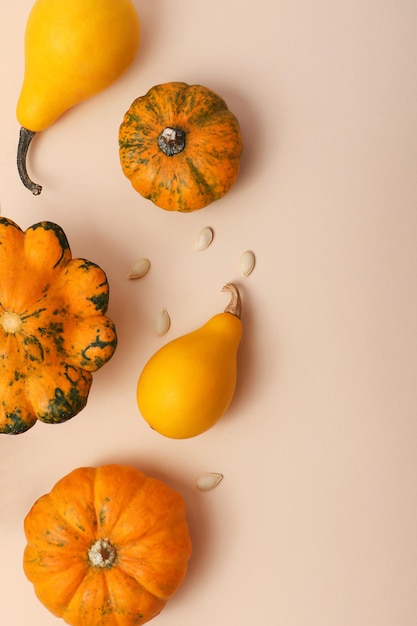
[0, 217, 117, 434]
[118, 81, 243, 212]
[23, 464, 192, 626]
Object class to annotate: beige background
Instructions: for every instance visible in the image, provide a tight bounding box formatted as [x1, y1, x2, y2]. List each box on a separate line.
[1, 1, 417, 624]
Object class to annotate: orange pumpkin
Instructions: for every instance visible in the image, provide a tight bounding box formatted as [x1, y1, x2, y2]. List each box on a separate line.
[0, 217, 117, 434]
[118, 81, 243, 212]
[23, 464, 192, 626]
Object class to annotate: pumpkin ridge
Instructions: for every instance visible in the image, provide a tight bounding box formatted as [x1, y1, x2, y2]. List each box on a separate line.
[28, 364, 92, 425]
[147, 81, 188, 119]
[182, 85, 229, 122]
[78, 324, 118, 370]
[0, 335, 38, 433]
[62, 568, 108, 623]
[116, 550, 189, 605]
[113, 558, 168, 604]
[46, 467, 99, 536]
[108, 562, 164, 604]
[185, 156, 217, 202]
[92, 465, 149, 537]
[24, 554, 89, 618]
[1, 409, 36, 434]
[54, 565, 90, 617]
[116, 499, 190, 549]
[102, 475, 172, 541]
[29, 221, 71, 269]
[37, 375, 91, 423]
[42, 498, 96, 540]
[102, 567, 165, 625]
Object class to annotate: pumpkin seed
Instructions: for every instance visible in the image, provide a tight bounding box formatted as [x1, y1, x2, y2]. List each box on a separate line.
[154, 308, 171, 336]
[196, 473, 224, 491]
[240, 250, 256, 277]
[127, 257, 151, 279]
[195, 226, 214, 251]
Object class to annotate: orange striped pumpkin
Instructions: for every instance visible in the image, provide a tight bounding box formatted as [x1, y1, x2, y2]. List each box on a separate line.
[119, 82, 243, 212]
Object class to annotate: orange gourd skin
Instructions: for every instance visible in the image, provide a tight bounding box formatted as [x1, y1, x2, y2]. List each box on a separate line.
[0, 217, 117, 434]
[23, 464, 192, 626]
[119, 82, 243, 212]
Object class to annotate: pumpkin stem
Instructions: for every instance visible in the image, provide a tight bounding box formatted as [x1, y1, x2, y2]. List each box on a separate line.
[17, 127, 43, 196]
[88, 538, 117, 569]
[222, 283, 242, 319]
[0, 312, 22, 334]
[157, 127, 186, 156]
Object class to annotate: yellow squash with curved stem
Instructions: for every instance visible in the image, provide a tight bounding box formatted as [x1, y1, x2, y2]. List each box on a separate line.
[16, 0, 140, 195]
[137, 283, 243, 439]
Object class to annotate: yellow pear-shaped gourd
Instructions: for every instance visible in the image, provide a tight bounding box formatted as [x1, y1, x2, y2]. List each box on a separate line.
[16, 0, 140, 195]
[137, 283, 243, 439]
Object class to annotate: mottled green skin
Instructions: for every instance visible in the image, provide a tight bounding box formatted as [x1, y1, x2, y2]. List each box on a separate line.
[119, 82, 243, 212]
[0, 217, 117, 434]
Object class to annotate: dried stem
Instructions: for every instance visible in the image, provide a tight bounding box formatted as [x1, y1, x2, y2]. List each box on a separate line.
[157, 127, 186, 156]
[88, 538, 117, 569]
[222, 283, 242, 319]
[17, 127, 42, 195]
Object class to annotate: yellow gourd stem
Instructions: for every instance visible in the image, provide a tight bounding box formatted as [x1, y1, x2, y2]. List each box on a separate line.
[222, 283, 242, 318]
[17, 127, 42, 195]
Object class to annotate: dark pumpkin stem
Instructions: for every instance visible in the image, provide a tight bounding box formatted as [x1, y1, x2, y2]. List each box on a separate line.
[17, 127, 42, 195]
[222, 283, 242, 319]
[157, 127, 186, 156]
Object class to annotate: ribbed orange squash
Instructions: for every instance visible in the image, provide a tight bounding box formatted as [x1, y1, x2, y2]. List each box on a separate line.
[118, 81, 243, 212]
[0, 217, 117, 434]
[23, 464, 192, 626]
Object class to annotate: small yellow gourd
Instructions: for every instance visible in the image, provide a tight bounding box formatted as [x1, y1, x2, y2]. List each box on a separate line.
[16, 0, 140, 195]
[137, 284, 243, 439]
